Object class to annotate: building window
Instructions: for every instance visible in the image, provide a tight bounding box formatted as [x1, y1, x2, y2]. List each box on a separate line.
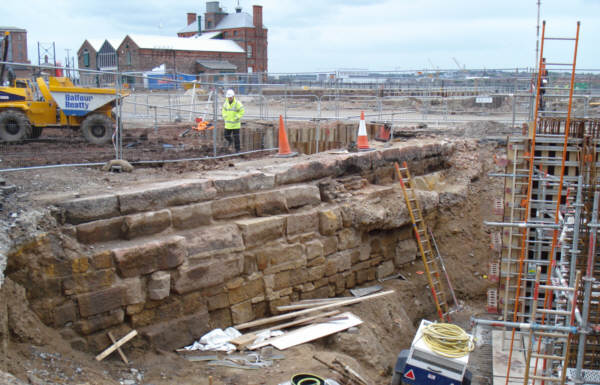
[126, 51, 132, 65]
[247, 44, 252, 58]
[208, 21, 213, 28]
[234, 31, 238, 36]
[83, 49, 90, 67]
[223, 32, 227, 38]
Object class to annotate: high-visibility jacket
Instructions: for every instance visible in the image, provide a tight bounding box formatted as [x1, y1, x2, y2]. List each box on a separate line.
[222, 98, 245, 130]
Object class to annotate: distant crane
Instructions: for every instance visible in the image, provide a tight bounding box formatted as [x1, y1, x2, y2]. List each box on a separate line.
[452, 57, 466, 71]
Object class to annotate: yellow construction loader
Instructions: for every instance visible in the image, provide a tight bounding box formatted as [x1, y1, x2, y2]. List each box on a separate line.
[0, 31, 127, 144]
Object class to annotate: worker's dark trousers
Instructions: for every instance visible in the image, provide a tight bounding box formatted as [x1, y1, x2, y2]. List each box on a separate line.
[224, 129, 240, 152]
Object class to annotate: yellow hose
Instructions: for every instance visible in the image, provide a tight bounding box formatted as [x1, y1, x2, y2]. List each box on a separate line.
[421, 323, 475, 358]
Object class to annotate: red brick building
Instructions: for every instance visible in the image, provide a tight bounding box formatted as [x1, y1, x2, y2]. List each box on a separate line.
[177, 1, 268, 73]
[116, 34, 246, 75]
[0, 26, 30, 77]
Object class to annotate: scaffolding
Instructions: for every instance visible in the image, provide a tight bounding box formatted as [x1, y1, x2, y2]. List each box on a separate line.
[475, 21, 600, 385]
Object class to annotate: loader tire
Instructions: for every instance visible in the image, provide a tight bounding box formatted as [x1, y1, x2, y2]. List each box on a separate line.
[0, 110, 32, 142]
[81, 113, 113, 144]
[30, 127, 43, 139]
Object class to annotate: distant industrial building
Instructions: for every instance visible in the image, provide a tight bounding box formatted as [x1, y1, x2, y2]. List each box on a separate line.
[178, 1, 268, 73]
[0, 26, 30, 77]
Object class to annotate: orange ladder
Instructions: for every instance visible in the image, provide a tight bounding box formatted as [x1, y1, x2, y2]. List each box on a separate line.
[395, 161, 450, 322]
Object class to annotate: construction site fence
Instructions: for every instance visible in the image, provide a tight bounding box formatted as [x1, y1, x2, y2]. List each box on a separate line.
[2, 63, 600, 171]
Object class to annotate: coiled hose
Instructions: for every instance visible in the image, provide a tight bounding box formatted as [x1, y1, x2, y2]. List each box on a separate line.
[421, 323, 475, 358]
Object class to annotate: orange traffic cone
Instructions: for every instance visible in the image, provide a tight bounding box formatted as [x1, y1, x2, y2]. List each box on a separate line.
[357, 111, 374, 151]
[275, 115, 298, 157]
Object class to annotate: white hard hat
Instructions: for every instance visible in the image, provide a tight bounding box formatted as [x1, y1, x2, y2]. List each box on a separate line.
[226, 89, 235, 98]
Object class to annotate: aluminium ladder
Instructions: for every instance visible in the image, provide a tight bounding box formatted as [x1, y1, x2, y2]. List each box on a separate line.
[395, 161, 450, 322]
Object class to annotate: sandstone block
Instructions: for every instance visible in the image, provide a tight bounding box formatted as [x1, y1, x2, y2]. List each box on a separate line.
[267, 243, 303, 267]
[63, 269, 115, 295]
[286, 211, 319, 236]
[377, 260, 395, 279]
[186, 224, 244, 259]
[76, 217, 123, 244]
[272, 158, 341, 185]
[126, 303, 144, 316]
[122, 277, 145, 305]
[212, 172, 275, 193]
[207, 292, 230, 311]
[346, 272, 356, 288]
[181, 291, 207, 315]
[209, 308, 232, 329]
[141, 310, 210, 350]
[322, 236, 338, 256]
[228, 278, 264, 305]
[77, 286, 125, 318]
[282, 185, 321, 209]
[122, 209, 171, 240]
[337, 228, 361, 250]
[59, 194, 120, 225]
[307, 256, 325, 268]
[395, 239, 418, 266]
[231, 300, 254, 324]
[236, 217, 285, 247]
[268, 297, 290, 314]
[53, 301, 77, 327]
[75, 309, 124, 335]
[90, 250, 114, 270]
[305, 240, 324, 260]
[273, 271, 290, 290]
[356, 269, 369, 284]
[319, 208, 342, 235]
[113, 235, 186, 278]
[70, 257, 89, 274]
[211, 195, 253, 219]
[171, 202, 212, 229]
[173, 255, 243, 294]
[289, 268, 308, 286]
[300, 285, 330, 300]
[118, 179, 216, 215]
[254, 191, 288, 216]
[148, 271, 170, 301]
[308, 265, 326, 281]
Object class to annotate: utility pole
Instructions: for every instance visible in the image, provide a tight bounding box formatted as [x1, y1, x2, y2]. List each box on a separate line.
[65, 48, 71, 78]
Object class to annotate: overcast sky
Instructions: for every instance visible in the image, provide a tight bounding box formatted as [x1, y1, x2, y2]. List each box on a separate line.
[4, 0, 600, 73]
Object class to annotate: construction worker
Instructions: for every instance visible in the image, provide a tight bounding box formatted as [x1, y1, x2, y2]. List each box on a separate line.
[221, 89, 244, 152]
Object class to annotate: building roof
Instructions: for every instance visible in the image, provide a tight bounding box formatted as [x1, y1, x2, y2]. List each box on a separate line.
[0, 26, 26, 32]
[214, 12, 255, 30]
[126, 34, 244, 53]
[196, 59, 237, 70]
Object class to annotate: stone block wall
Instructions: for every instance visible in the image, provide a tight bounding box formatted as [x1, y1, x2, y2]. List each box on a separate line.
[6, 141, 453, 352]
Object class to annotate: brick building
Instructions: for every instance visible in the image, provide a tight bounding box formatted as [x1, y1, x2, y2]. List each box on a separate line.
[116, 34, 245, 75]
[177, 1, 268, 73]
[0, 26, 30, 77]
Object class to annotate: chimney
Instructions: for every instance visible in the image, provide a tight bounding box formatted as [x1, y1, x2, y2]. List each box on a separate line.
[253, 5, 263, 30]
[197, 15, 202, 35]
[187, 12, 197, 25]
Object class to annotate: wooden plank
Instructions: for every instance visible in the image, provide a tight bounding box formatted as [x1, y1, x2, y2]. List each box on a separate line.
[277, 298, 350, 312]
[231, 310, 341, 349]
[107, 331, 129, 364]
[269, 312, 362, 350]
[95, 330, 138, 361]
[234, 290, 394, 330]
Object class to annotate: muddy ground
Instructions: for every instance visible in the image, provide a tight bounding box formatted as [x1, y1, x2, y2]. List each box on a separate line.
[0, 130, 507, 384]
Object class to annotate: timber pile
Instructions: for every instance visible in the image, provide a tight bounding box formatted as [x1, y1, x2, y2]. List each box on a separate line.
[228, 289, 394, 351]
